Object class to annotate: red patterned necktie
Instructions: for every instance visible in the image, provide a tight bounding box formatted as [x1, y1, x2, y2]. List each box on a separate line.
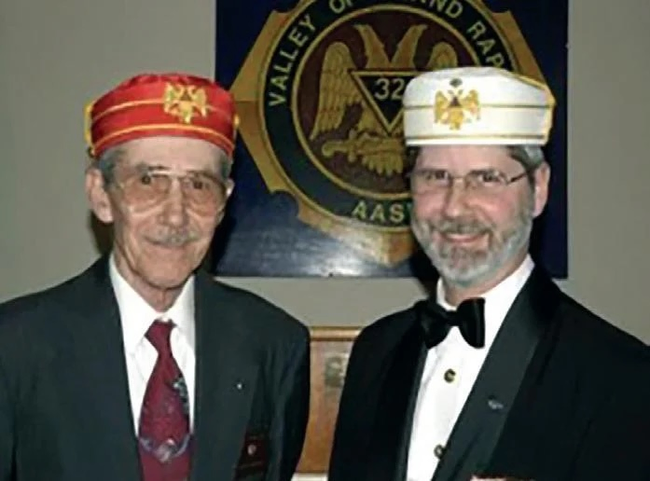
[138, 320, 191, 480]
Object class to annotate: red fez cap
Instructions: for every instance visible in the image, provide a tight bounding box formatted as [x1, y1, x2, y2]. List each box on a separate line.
[85, 73, 237, 159]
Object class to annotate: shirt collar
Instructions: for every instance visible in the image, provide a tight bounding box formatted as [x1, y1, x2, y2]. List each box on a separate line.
[109, 253, 196, 354]
[437, 254, 535, 349]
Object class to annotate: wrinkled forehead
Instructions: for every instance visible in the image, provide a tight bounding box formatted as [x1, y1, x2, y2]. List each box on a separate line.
[117, 136, 229, 172]
[413, 144, 519, 171]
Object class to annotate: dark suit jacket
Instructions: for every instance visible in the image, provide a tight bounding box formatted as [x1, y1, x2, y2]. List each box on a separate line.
[329, 268, 650, 481]
[0, 257, 310, 481]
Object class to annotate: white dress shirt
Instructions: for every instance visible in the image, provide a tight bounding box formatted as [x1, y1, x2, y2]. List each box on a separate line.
[109, 255, 196, 434]
[406, 255, 534, 481]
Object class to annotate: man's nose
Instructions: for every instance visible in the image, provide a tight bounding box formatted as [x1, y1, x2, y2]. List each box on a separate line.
[441, 179, 470, 218]
[160, 179, 189, 227]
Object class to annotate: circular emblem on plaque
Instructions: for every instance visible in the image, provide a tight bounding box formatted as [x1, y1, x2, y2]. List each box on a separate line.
[261, 0, 515, 230]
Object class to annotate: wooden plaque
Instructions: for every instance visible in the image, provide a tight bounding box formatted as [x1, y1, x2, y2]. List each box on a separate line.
[295, 327, 360, 474]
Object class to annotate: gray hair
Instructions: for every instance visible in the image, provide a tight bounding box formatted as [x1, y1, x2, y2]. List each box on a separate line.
[506, 145, 546, 186]
[93, 145, 124, 186]
[215, 149, 232, 180]
[404, 144, 546, 185]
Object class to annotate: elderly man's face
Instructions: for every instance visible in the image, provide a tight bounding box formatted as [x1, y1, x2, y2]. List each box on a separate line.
[87, 136, 233, 293]
[410, 145, 549, 288]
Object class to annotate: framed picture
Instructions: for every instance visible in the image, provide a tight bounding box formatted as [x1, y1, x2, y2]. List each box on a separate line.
[295, 326, 361, 475]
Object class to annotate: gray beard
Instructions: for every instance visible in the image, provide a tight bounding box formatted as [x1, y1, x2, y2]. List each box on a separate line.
[412, 198, 534, 289]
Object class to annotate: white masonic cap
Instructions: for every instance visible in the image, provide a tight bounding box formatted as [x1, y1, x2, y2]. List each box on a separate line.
[403, 67, 555, 146]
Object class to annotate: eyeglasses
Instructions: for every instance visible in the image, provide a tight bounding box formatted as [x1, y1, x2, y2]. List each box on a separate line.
[114, 168, 228, 213]
[407, 168, 530, 195]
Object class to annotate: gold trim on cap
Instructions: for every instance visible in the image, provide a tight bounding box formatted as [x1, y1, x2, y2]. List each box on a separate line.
[84, 101, 96, 157]
[89, 99, 230, 126]
[500, 69, 557, 106]
[91, 99, 163, 124]
[404, 102, 552, 111]
[405, 133, 548, 141]
[92, 123, 235, 156]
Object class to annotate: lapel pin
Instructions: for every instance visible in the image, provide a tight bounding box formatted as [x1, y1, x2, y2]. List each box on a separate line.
[487, 396, 504, 411]
[235, 381, 244, 391]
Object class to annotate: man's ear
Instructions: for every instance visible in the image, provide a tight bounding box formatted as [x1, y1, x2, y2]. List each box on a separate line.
[532, 161, 551, 218]
[213, 179, 235, 223]
[85, 167, 114, 224]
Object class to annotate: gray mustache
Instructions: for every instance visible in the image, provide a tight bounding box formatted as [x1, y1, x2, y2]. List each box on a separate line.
[148, 231, 199, 247]
[435, 219, 488, 236]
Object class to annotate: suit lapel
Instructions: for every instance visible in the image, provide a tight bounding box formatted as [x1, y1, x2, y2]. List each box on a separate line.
[365, 321, 427, 481]
[191, 272, 259, 481]
[432, 269, 561, 481]
[57, 258, 141, 479]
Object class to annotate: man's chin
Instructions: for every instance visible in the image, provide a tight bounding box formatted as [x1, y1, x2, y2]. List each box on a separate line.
[433, 249, 488, 271]
[144, 270, 193, 291]
[432, 257, 493, 286]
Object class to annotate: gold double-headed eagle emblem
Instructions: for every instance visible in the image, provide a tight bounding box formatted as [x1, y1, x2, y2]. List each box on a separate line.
[163, 83, 208, 124]
[434, 78, 481, 130]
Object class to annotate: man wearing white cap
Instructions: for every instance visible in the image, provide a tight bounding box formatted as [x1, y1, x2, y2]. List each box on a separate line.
[328, 67, 649, 481]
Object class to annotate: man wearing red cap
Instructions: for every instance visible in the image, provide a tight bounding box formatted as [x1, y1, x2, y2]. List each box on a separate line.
[0, 73, 310, 481]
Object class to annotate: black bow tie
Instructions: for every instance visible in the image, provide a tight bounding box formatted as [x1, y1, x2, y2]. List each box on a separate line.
[417, 297, 486, 349]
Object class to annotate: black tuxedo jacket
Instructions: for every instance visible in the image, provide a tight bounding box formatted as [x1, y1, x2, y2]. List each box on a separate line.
[0, 257, 310, 481]
[329, 269, 650, 481]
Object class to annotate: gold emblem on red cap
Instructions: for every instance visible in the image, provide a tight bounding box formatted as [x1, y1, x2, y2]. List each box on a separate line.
[434, 80, 481, 130]
[163, 83, 208, 124]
